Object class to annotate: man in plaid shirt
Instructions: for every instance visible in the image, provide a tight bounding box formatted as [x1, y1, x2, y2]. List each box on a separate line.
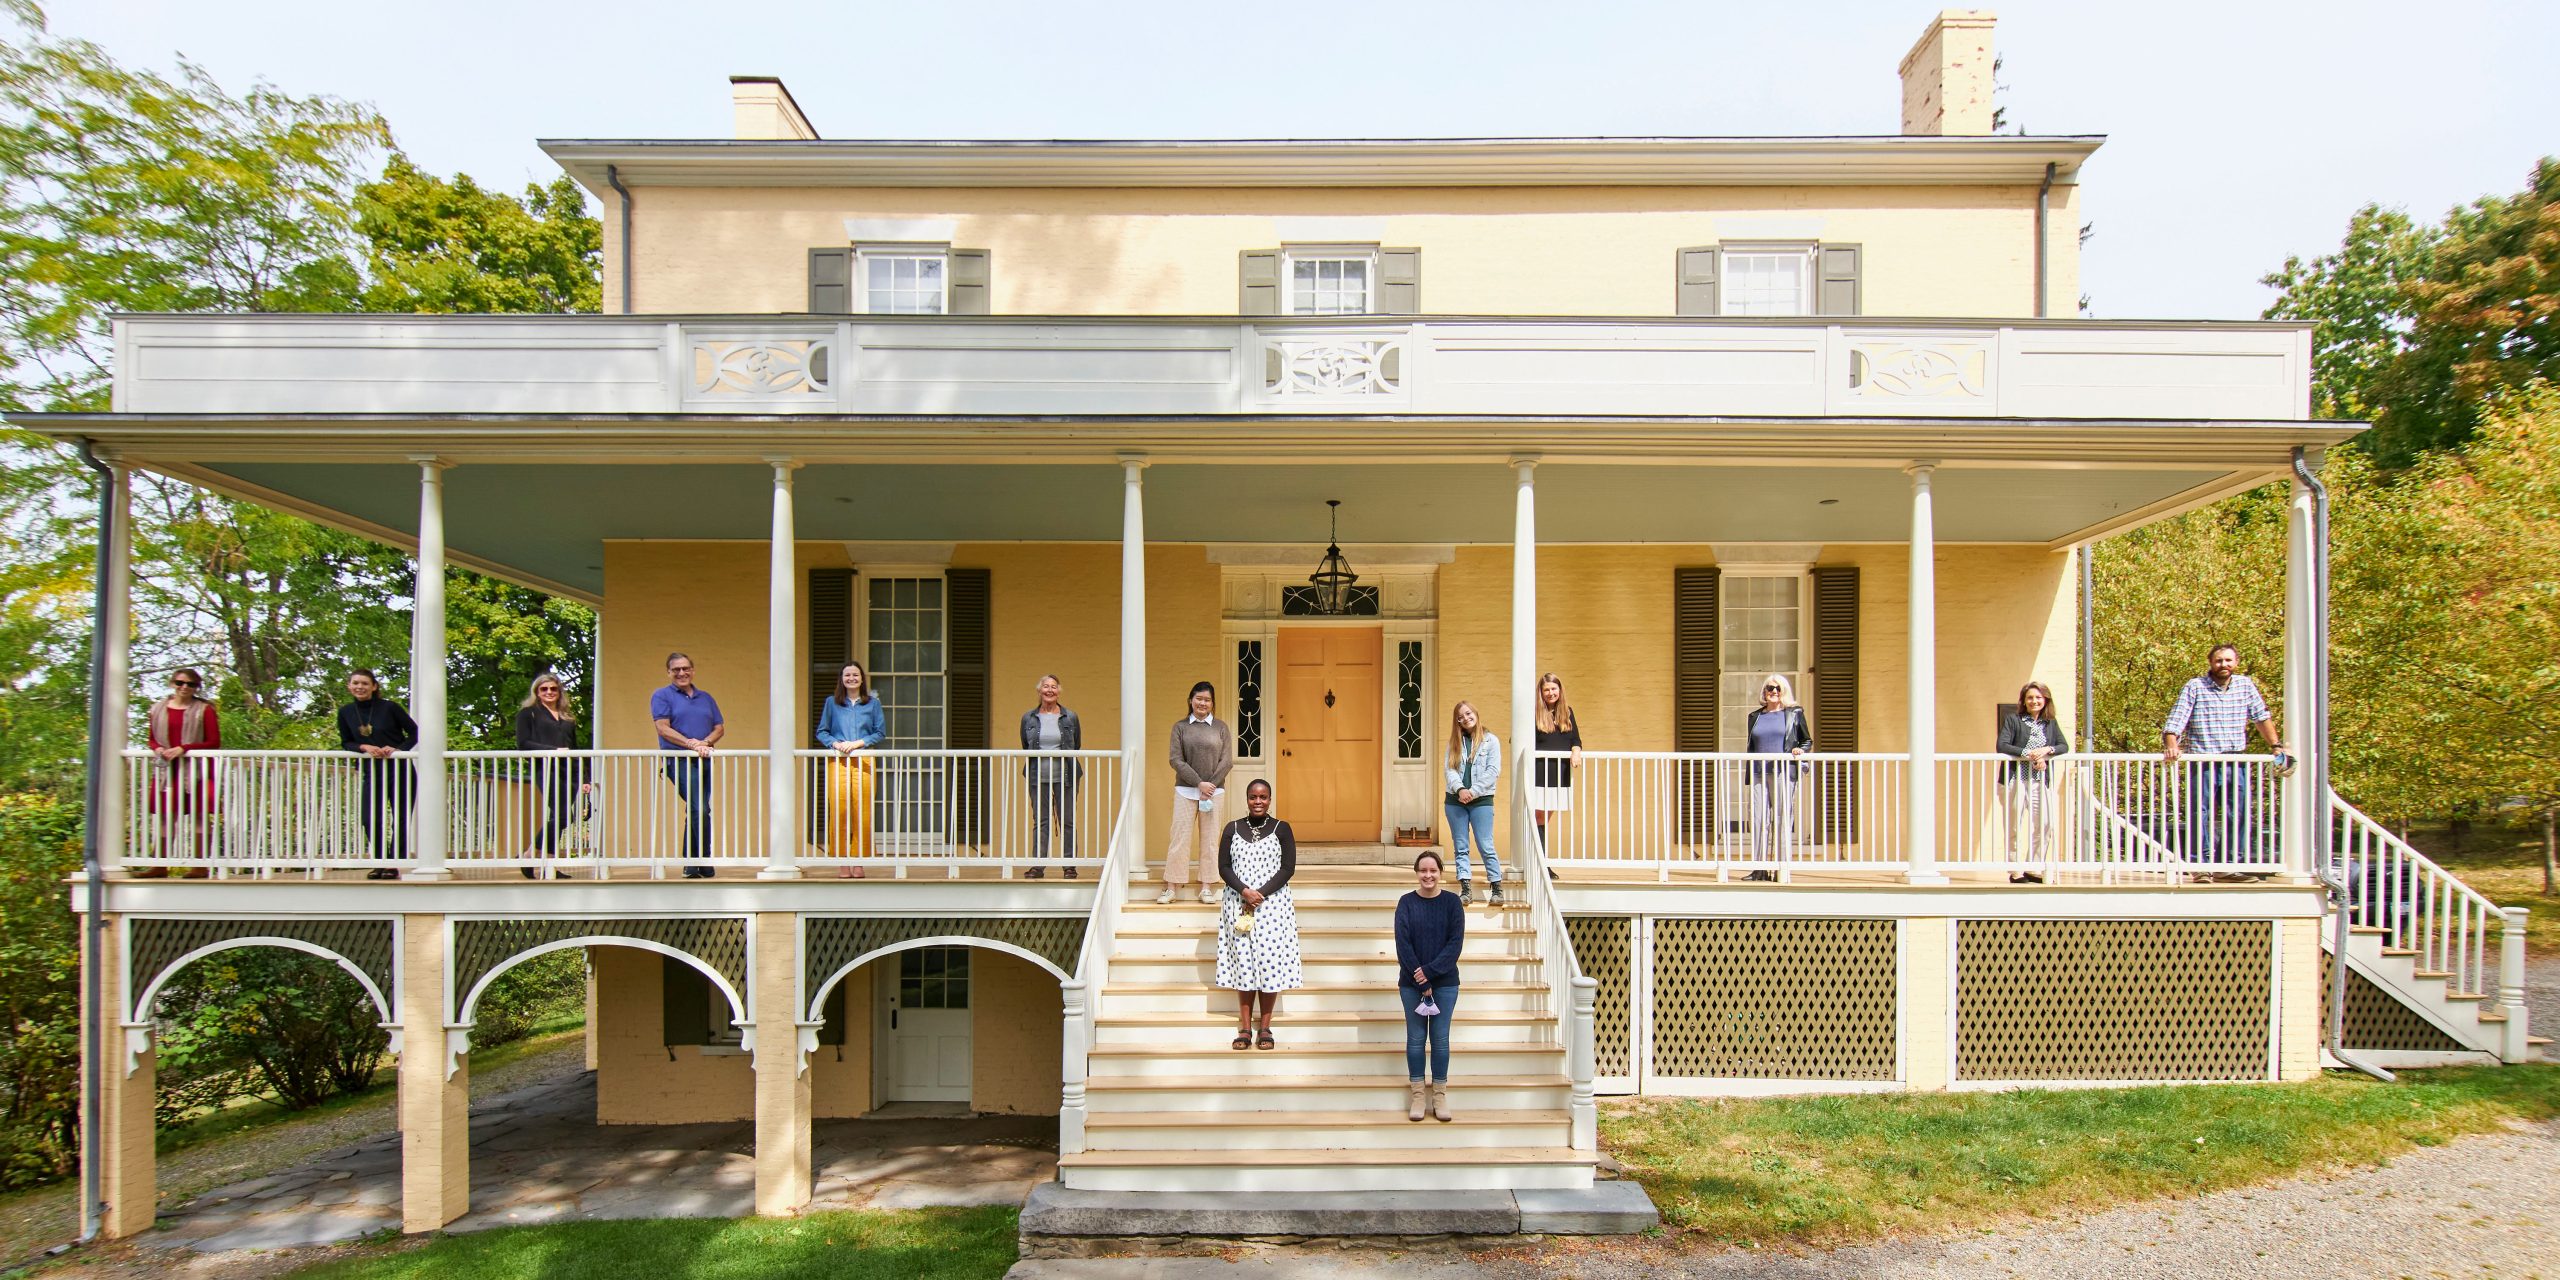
[2161, 643, 2287, 879]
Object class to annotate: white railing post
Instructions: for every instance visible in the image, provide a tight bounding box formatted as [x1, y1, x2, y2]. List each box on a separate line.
[99, 464, 132, 874]
[1119, 457, 1147, 874]
[761, 459, 802, 880]
[406, 458, 450, 880]
[2497, 907, 2532, 1064]
[1905, 462, 1945, 884]
[1568, 975, 1598, 1151]
[1058, 979, 1089, 1154]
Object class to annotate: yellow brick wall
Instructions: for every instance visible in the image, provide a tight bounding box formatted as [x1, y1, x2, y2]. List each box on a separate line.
[2278, 916, 2322, 1082]
[610, 184, 2078, 320]
[964, 543, 1122, 753]
[592, 945, 754, 1124]
[810, 961, 872, 1117]
[1142, 545, 1223, 862]
[971, 950, 1064, 1115]
[1900, 916, 1954, 1089]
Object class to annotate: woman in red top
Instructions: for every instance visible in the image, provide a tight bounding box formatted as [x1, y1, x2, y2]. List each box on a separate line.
[139, 668, 219, 878]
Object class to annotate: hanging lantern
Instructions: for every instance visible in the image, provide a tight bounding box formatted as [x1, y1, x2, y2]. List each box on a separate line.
[1306, 499, 1360, 615]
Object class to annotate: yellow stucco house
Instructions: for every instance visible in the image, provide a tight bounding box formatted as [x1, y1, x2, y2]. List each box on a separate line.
[21, 8, 2535, 1242]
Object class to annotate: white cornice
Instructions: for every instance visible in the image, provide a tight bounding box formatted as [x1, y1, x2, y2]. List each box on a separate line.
[540, 135, 2103, 192]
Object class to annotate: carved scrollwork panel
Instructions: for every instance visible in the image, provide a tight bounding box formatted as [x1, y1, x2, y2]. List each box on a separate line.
[690, 339, 832, 398]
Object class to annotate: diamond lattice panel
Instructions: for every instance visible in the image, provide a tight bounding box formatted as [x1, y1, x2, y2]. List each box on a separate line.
[452, 917, 747, 1020]
[1650, 918, 1897, 1080]
[1956, 920, 2270, 1081]
[804, 915, 1085, 1016]
[1565, 916, 1632, 1078]
[129, 917, 396, 1021]
[2322, 953, 2464, 1052]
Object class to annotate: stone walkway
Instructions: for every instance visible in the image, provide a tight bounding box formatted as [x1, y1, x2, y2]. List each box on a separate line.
[137, 1070, 1055, 1253]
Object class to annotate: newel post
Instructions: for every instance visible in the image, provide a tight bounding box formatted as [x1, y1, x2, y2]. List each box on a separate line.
[1058, 979, 1089, 1155]
[1568, 974, 1598, 1151]
[2497, 907, 2532, 1064]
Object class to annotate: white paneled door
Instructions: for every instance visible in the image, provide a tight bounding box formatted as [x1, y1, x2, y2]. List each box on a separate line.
[880, 946, 972, 1103]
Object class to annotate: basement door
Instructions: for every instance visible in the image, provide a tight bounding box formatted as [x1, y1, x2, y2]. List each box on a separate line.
[1275, 627, 1383, 842]
[878, 946, 972, 1103]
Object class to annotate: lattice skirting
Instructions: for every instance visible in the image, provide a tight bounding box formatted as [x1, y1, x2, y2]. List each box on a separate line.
[452, 917, 749, 1021]
[1564, 916, 1632, 1079]
[803, 915, 1085, 1019]
[1956, 920, 2271, 1081]
[128, 917, 397, 1022]
[1651, 918, 1898, 1081]
[2321, 953, 2464, 1053]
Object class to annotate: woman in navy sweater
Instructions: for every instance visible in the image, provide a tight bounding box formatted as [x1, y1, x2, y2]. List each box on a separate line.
[1394, 851, 1466, 1123]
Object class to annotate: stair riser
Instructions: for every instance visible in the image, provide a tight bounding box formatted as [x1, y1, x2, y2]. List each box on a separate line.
[1106, 957, 1545, 986]
[1112, 936, 1540, 960]
[1059, 1165, 1594, 1193]
[1084, 1122, 1572, 1151]
[1088, 1048, 1564, 1079]
[1104, 990, 1547, 1015]
[1125, 886, 1455, 906]
[1125, 905, 1527, 926]
[1084, 1084, 1570, 1113]
[1097, 1022, 1553, 1048]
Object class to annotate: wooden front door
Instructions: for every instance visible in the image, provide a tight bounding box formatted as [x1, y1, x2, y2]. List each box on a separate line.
[1276, 627, 1383, 842]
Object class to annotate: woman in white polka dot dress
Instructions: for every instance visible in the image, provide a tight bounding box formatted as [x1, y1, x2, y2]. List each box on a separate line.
[1215, 779, 1302, 1050]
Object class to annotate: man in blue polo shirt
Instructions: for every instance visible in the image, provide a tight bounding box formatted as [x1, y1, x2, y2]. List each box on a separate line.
[650, 652, 726, 878]
[2161, 642, 2286, 881]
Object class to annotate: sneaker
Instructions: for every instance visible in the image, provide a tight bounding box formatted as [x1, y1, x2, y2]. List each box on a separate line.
[1201, 887, 1220, 905]
[1024, 866, 1046, 880]
[1743, 869, 1776, 883]
[1155, 887, 1176, 905]
[682, 866, 715, 880]
[1457, 880, 1474, 905]
[1489, 883, 1506, 906]
[365, 868, 398, 881]
[1064, 867, 1078, 880]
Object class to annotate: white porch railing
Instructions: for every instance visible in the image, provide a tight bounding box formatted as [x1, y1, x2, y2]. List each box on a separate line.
[119, 749, 409, 873]
[2329, 796, 2505, 998]
[445, 749, 767, 874]
[1937, 752, 2286, 881]
[790, 748, 1122, 878]
[1061, 751, 1140, 1156]
[1518, 747, 1598, 1152]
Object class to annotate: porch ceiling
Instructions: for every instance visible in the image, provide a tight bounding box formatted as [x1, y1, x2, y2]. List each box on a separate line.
[188, 460, 2250, 602]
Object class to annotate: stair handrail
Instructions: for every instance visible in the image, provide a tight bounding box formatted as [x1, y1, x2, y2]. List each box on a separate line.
[1516, 745, 1598, 1153]
[2328, 795, 2507, 1000]
[1058, 750, 1138, 1157]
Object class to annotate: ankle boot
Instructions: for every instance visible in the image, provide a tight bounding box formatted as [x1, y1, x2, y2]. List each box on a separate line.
[1407, 1082, 1427, 1122]
[1429, 1082, 1454, 1122]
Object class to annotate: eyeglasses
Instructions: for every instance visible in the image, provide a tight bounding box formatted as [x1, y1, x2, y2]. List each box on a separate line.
[172, 679, 200, 688]
[1763, 686, 1782, 694]
[668, 665, 693, 673]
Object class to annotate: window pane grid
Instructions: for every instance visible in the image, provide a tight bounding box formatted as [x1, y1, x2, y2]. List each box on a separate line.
[1721, 250, 1811, 317]
[1719, 575, 1804, 750]
[1288, 255, 1371, 315]
[862, 251, 947, 315]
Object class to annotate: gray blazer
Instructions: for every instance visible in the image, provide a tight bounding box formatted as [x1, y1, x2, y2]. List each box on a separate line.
[1022, 707, 1082, 784]
[1996, 711, 2070, 783]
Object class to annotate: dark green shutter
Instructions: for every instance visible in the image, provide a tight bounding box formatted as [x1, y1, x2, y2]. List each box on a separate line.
[1816, 244, 1862, 316]
[1240, 249, 1280, 315]
[1379, 248, 1421, 313]
[808, 247, 852, 314]
[661, 954, 711, 1046]
[1676, 246, 1720, 316]
[808, 566, 854, 843]
[817, 976, 848, 1046]
[946, 568, 992, 842]
[948, 248, 990, 314]
[1674, 567, 1721, 841]
[1811, 566, 1861, 840]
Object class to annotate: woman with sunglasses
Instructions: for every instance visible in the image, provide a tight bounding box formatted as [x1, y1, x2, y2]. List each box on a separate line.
[138, 668, 220, 878]
[514, 671, 591, 879]
[1996, 681, 2071, 884]
[338, 669, 420, 880]
[1740, 674, 1812, 882]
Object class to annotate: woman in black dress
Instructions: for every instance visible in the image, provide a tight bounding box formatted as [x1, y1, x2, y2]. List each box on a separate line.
[514, 671, 589, 879]
[337, 669, 419, 880]
[1529, 671, 1582, 877]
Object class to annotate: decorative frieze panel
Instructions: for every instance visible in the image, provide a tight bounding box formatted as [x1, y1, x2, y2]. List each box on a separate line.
[128, 917, 397, 1022]
[802, 914, 1085, 1019]
[1955, 920, 2270, 1081]
[452, 917, 748, 1022]
[1261, 336, 1405, 399]
[687, 334, 837, 406]
[1846, 340, 1992, 404]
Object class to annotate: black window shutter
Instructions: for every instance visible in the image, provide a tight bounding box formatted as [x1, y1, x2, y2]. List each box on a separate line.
[1810, 565, 1861, 841]
[1674, 567, 1721, 841]
[807, 566, 854, 844]
[946, 568, 992, 842]
[661, 954, 711, 1047]
[808, 247, 852, 314]
[818, 976, 848, 1046]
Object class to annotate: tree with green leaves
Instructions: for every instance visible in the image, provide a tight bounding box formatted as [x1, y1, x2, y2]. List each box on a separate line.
[2372, 159, 2560, 467]
[358, 153, 602, 315]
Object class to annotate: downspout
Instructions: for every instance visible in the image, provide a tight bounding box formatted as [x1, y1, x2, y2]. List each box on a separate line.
[2079, 543, 2094, 752]
[605, 164, 633, 315]
[2296, 446, 2391, 1082]
[74, 441, 113, 1242]
[2034, 162, 2055, 318]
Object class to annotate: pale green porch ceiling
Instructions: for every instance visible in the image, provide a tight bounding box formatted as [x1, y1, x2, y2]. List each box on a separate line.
[198, 461, 2242, 601]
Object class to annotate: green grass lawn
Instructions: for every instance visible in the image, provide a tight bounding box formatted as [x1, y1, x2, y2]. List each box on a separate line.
[279, 1207, 1019, 1280]
[1603, 1064, 2560, 1247]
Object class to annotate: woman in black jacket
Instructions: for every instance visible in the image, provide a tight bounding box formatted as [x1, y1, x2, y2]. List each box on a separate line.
[1739, 674, 1812, 882]
[1997, 681, 2070, 884]
[514, 671, 590, 879]
[337, 669, 419, 880]
[1020, 674, 1082, 879]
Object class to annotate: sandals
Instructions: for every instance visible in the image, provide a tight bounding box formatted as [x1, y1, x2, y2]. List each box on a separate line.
[1255, 1030, 1275, 1051]
[1231, 1031, 1253, 1051]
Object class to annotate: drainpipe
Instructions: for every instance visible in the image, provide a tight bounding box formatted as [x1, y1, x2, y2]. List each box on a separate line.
[75, 441, 113, 1242]
[2034, 162, 2055, 319]
[606, 164, 633, 315]
[2079, 543, 2094, 752]
[2296, 446, 2391, 1082]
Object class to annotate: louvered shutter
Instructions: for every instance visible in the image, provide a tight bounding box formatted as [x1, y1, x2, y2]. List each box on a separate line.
[1676, 246, 1720, 316]
[948, 248, 990, 314]
[661, 954, 711, 1046]
[1240, 249, 1280, 315]
[1810, 566, 1861, 841]
[946, 568, 992, 842]
[1815, 244, 1862, 316]
[1379, 248, 1421, 313]
[807, 566, 853, 843]
[1674, 567, 1721, 841]
[808, 247, 852, 314]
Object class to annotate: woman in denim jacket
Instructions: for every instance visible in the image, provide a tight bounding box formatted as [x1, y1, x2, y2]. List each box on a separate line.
[815, 661, 888, 878]
[1442, 701, 1504, 905]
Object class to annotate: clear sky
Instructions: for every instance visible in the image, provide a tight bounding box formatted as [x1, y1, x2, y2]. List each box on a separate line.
[42, 0, 2560, 319]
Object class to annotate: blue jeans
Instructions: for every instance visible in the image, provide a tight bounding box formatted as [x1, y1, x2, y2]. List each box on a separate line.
[1445, 801, 1500, 884]
[1400, 983, 1459, 1083]
[2183, 760, 2253, 867]
[662, 755, 712, 864]
[1030, 771, 1076, 859]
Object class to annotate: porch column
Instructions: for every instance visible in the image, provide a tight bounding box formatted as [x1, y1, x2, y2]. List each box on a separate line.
[82, 918, 155, 1237]
[750, 912, 812, 1213]
[398, 914, 467, 1231]
[1119, 458, 1147, 866]
[99, 463, 132, 871]
[1510, 457, 1538, 831]
[406, 460, 450, 880]
[2282, 462, 2319, 882]
[1904, 463, 1946, 885]
[762, 460, 802, 880]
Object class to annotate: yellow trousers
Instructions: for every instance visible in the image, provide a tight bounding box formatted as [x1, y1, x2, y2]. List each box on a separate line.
[826, 757, 874, 858]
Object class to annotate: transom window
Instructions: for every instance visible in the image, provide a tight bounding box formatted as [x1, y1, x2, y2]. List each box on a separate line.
[1719, 574, 1805, 750]
[897, 947, 971, 1010]
[1720, 248, 1814, 317]
[1286, 250, 1374, 315]
[859, 249, 947, 315]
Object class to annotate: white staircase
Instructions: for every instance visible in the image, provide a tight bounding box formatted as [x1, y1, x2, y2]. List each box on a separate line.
[1060, 867, 1595, 1192]
[2324, 798, 2541, 1067]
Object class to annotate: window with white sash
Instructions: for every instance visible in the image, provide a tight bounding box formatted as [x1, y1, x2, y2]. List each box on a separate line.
[1719, 247, 1815, 317]
[1718, 574, 1805, 750]
[858, 248, 948, 315]
[1285, 249, 1375, 315]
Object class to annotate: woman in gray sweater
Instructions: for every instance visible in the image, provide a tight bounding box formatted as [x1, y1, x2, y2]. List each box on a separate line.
[1163, 680, 1233, 905]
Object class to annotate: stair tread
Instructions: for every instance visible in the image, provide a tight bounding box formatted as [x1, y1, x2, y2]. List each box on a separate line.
[1059, 1147, 1589, 1168]
[1087, 1074, 1569, 1090]
[2380, 947, 2421, 957]
[1091, 1042, 1562, 1058]
[1102, 1011, 1551, 1027]
[2413, 969, 2456, 979]
[2348, 926, 2387, 935]
[1105, 981, 1539, 994]
[1116, 927, 1536, 937]
[2476, 1010, 2506, 1022]
[1088, 1109, 1569, 1128]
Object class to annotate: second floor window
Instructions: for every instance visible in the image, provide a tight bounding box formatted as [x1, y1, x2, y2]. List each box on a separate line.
[860, 249, 947, 314]
[1719, 248, 1814, 317]
[1286, 249, 1375, 315]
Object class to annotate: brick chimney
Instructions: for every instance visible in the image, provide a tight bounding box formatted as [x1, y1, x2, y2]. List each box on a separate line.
[1898, 10, 1997, 136]
[730, 76, 819, 140]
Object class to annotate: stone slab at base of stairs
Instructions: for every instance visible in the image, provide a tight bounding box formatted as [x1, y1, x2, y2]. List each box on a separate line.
[1018, 1179, 1657, 1240]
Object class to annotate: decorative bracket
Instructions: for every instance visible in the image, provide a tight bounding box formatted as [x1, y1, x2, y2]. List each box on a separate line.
[796, 1022, 826, 1078]
[121, 1023, 153, 1078]
[444, 1025, 473, 1081]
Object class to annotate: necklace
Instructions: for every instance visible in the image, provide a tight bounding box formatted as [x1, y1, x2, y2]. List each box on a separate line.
[1241, 814, 1276, 839]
